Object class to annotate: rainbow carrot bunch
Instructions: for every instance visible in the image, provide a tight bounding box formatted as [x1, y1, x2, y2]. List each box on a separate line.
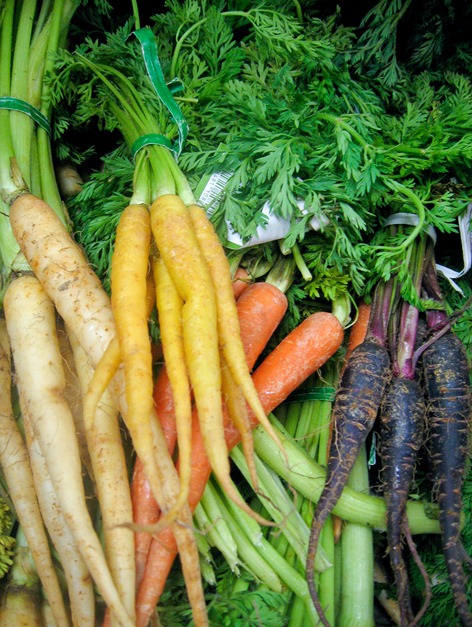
[0, 8, 353, 623]
[52, 29, 294, 528]
[46, 22, 337, 626]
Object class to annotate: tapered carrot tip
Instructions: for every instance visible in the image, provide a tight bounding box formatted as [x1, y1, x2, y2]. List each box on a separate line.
[252, 311, 344, 410]
[232, 267, 251, 299]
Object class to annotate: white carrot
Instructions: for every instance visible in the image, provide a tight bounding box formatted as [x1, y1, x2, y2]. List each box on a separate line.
[0, 319, 70, 627]
[10, 193, 208, 626]
[23, 417, 94, 627]
[56, 322, 94, 479]
[10, 194, 116, 370]
[67, 327, 136, 624]
[3, 275, 134, 627]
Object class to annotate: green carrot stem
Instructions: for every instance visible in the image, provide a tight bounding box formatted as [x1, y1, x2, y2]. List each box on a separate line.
[215, 480, 320, 622]
[333, 541, 343, 619]
[242, 254, 276, 279]
[0, 1, 19, 199]
[264, 254, 297, 294]
[129, 151, 151, 207]
[0, 1, 76, 285]
[192, 505, 218, 586]
[72, 48, 195, 205]
[10, 0, 37, 185]
[209, 485, 283, 592]
[290, 243, 313, 281]
[230, 445, 330, 572]
[282, 399, 303, 437]
[157, 145, 195, 205]
[289, 592, 316, 627]
[199, 479, 240, 572]
[297, 374, 338, 624]
[36, 0, 78, 217]
[192, 503, 219, 562]
[254, 418, 441, 535]
[338, 444, 375, 627]
[318, 517, 336, 626]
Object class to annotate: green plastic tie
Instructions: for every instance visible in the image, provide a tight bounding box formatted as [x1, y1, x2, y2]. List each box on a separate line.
[131, 27, 188, 157]
[131, 133, 175, 156]
[368, 433, 377, 467]
[286, 387, 336, 403]
[0, 96, 51, 135]
[167, 77, 185, 94]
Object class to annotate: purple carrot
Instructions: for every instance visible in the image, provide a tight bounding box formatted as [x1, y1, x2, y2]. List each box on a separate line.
[380, 375, 426, 625]
[423, 330, 472, 627]
[306, 337, 390, 626]
[380, 237, 430, 626]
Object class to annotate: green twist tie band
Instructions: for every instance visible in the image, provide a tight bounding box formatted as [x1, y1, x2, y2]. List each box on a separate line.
[0, 97, 51, 135]
[131, 27, 188, 157]
[167, 77, 185, 94]
[287, 387, 336, 403]
[131, 133, 175, 156]
[368, 433, 377, 467]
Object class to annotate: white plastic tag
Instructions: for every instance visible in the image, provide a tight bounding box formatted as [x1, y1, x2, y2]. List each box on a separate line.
[196, 171, 329, 249]
[384, 207, 472, 295]
[435, 204, 472, 296]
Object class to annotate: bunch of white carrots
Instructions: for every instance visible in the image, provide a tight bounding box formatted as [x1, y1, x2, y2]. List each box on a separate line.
[0, 2, 138, 624]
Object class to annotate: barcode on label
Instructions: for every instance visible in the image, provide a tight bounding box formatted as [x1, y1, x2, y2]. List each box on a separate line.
[197, 170, 234, 214]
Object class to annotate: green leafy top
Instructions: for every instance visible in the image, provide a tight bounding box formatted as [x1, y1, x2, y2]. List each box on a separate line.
[52, 0, 472, 317]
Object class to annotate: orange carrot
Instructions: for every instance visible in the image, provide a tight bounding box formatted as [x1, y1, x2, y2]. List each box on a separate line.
[344, 301, 371, 363]
[131, 280, 288, 588]
[135, 311, 344, 627]
[131, 457, 161, 588]
[227, 311, 344, 447]
[131, 362, 183, 591]
[232, 267, 251, 299]
[235, 282, 288, 369]
[153, 365, 180, 447]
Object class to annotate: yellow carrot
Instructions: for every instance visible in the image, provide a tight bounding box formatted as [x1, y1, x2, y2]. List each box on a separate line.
[150, 194, 272, 526]
[188, 205, 285, 457]
[220, 351, 258, 490]
[82, 336, 121, 431]
[110, 204, 174, 518]
[152, 253, 192, 514]
[81, 268, 156, 447]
